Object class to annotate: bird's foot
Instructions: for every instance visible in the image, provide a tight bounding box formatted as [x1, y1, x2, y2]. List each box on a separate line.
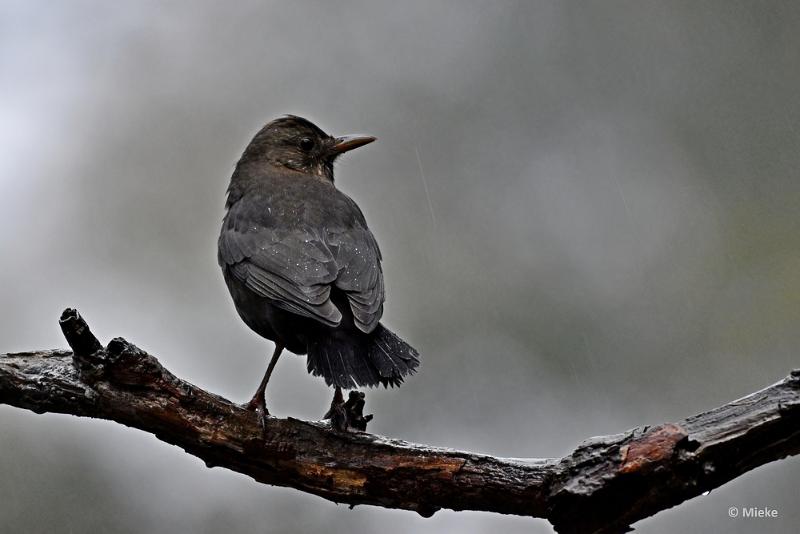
[244, 396, 270, 436]
[323, 387, 345, 420]
[325, 390, 373, 432]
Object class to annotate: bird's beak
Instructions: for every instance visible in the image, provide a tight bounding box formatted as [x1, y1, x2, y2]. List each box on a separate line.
[331, 135, 376, 154]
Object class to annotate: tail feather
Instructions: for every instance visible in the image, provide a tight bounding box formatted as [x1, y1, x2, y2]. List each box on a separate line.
[368, 325, 419, 386]
[307, 324, 420, 389]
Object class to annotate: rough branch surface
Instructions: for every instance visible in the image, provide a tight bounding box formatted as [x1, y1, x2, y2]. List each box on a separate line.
[1, 309, 798, 534]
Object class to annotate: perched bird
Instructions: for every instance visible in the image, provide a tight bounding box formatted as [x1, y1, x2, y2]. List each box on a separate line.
[218, 115, 420, 423]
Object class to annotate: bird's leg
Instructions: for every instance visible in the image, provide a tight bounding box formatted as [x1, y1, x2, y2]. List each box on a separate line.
[325, 386, 348, 431]
[324, 387, 344, 420]
[245, 344, 283, 430]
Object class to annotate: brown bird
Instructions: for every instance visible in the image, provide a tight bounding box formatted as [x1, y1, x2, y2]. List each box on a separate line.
[218, 116, 419, 425]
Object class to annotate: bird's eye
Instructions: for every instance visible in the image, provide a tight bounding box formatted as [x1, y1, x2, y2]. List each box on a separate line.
[299, 137, 314, 151]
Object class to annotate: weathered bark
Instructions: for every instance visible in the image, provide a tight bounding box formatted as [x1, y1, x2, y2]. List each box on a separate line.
[0, 309, 798, 533]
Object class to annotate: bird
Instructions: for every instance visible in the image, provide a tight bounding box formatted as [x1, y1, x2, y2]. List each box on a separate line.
[218, 115, 420, 425]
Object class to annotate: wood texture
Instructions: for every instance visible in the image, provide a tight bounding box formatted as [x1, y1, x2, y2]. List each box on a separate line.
[1, 309, 798, 533]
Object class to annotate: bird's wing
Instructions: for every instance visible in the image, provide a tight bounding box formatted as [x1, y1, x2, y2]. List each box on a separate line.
[328, 220, 385, 333]
[218, 196, 385, 332]
[218, 203, 342, 326]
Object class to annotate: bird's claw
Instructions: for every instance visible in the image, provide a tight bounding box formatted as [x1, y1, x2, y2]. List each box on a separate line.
[325, 390, 373, 432]
[256, 408, 269, 437]
[244, 397, 270, 438]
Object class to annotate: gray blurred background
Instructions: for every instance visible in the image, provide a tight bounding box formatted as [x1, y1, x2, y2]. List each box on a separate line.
[1, 1, 799, 532]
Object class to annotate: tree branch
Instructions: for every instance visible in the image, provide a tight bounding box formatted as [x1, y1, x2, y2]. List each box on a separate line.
[1, 309, 798, 533]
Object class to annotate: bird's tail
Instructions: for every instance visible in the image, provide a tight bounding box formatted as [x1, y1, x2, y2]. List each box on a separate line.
[306, 324, 420, 389]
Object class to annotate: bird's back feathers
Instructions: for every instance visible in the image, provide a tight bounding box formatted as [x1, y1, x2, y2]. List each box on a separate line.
[219, 169, 384, 333]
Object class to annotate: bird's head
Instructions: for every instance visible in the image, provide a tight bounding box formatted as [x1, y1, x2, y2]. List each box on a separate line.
[240, 115, 375, 181]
